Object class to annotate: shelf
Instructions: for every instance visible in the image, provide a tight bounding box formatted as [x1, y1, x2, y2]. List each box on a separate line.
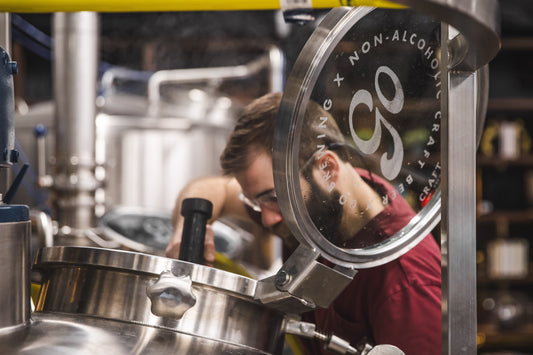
[477, 275, 533, 286]
[477, 154, 533, 167]
[477, 209, 533, 224]
[501, 37, 533, 50]
[478, 322, 533, 351]
[487, 98, 533, 112]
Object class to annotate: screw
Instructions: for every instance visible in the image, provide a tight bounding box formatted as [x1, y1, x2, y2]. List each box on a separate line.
[275, 270, 291, 287]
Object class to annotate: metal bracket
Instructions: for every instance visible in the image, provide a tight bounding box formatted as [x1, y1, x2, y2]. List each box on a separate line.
[255, 244, 356, 313]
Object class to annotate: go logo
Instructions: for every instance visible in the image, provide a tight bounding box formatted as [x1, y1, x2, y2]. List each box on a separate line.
[349, 65, 404, 180]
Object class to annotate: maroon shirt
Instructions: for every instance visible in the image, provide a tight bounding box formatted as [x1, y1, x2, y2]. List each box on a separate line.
[300, 235, 441, 354]
[247, 170, 442, 354]
[300, 171, 441, 354]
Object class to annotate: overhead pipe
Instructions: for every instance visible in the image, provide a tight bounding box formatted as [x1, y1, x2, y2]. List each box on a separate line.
[147, 45, 285, 114]
[52, 12, 100, 237]
[0, 0, 403, 13]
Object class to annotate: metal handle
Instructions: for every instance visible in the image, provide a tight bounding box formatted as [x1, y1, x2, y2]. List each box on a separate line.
[146, 271, 196, 319]
[178, 198, 213, 264]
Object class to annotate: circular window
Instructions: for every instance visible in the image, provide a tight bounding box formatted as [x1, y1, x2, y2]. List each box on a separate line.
[274, 7, 442, 268]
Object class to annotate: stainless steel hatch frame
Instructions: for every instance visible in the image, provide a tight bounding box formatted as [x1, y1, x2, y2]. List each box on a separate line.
[272, 1, 500, 354]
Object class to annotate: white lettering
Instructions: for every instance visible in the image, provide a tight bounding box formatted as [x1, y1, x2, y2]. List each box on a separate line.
[316, 144, 327, 159]
[349, 50, 360, 66]
[322, 169, 332, 182]
[339, 194, 348, 205]
[425, 47, 434, 60]
[392, 30, 400, 41]
[374, 33, 383, 47]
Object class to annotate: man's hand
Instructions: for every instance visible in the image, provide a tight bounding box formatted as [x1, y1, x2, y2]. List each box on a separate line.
[164, 176, 248, 265]
[165, 222, 216, 266]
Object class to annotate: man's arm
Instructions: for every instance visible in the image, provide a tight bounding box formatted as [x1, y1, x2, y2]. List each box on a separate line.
[165, 175, 251, 262]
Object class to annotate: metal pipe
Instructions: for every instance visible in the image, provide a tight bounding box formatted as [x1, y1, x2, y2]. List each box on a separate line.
[30, 209, 54, 248]
[53, 12, 100, 232]
[147, 45, 285, 112]
[100, 67, 152, 97]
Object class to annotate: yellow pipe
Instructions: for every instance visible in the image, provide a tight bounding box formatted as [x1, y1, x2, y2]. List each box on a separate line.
[1, 0, 404, 13]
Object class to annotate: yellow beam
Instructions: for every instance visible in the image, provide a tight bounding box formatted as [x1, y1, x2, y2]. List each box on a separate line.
[1, 0, 404, 13]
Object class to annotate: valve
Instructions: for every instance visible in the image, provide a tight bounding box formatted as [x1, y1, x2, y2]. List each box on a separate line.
[283, 319, 405, 355]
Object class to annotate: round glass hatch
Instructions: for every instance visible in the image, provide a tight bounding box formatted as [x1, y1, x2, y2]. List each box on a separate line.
[274, 6, 442, 268]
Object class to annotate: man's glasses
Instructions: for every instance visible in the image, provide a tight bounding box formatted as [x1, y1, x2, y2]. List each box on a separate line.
[239, 189, 280, 213]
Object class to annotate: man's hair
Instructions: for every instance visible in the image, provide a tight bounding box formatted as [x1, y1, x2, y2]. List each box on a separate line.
[220, 92, 347, 175]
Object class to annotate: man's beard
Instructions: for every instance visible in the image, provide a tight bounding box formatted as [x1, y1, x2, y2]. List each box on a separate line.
[305, 178, 344, 246]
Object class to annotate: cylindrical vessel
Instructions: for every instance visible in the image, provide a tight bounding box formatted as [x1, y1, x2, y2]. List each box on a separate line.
[6, 246, 285, 354]
[0, 205, 30, 329]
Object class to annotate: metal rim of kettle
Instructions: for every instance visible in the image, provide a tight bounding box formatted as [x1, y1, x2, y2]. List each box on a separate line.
[33, 246, 258, 297]
[273, 6, 488, 269]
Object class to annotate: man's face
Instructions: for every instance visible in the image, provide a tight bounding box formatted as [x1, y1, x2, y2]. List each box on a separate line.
[304, 177, 344, 246]
[235, 148, 346, 248]
[234, 150, 292, 241]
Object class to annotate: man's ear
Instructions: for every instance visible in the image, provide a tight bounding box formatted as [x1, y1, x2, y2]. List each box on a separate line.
[314, 150, 341, 184]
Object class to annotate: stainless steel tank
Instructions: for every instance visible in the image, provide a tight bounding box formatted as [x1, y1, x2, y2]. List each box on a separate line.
[0, 205, 31, 330]
[12, 89, 239, 213]
[1, 246, 285, 354]
[95, 90, 239, 211]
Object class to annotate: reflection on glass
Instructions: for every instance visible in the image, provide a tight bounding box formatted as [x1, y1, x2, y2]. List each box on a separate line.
[297, 9, 441, 249]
